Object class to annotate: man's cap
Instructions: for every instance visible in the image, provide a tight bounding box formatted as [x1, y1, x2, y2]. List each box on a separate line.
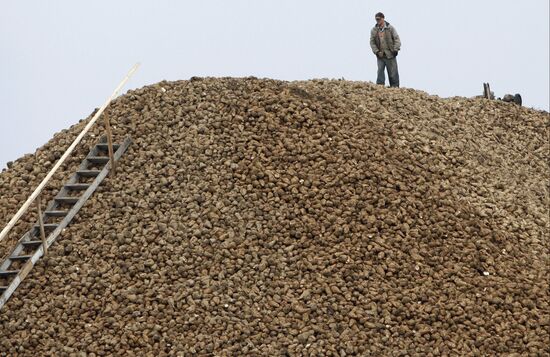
[375, 12, 385, 19]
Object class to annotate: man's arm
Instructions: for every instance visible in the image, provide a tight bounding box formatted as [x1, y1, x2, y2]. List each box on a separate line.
[369, 28, 379, 55]
[391, 26, 401, 51]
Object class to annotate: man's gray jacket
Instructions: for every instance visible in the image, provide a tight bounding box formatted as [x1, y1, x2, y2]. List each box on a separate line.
[370, 21, 401, 59]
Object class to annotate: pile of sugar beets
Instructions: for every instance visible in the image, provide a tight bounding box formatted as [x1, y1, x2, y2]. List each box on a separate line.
[0, 78, 548, 356]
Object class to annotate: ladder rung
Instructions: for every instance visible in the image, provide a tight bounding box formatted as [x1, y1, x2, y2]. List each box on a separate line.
[87, 156, 110, 164]
[10, 255, 32, 261]
[55, 197, 79, 204]
[44, 210, 68, 217]
[65, 183, 90, 191]
[33, 223, 58, 230]
[0, 270, 19, 277]
[97, 143, 120, 151]
[22, 240, 43, 247]
[0, 286, 7, 292]
[77, 170, 101, 177]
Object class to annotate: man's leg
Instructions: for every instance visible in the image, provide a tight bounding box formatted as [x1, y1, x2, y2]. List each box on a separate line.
[376, 58, 386, 85]
[386, 57, 400, 88]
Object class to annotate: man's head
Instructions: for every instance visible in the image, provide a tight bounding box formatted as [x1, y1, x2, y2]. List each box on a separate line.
[375, 12, 385, 26]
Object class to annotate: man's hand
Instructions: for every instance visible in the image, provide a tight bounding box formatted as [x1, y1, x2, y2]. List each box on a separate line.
[392, 51, 399, 57]
[377, 51, 384, 58]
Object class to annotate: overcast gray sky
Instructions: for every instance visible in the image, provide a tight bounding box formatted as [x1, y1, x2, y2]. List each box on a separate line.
[1, 0, 548, 168]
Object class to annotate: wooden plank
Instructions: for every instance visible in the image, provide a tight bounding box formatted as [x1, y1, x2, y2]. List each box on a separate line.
[483, 83, 493, 100]
[87, 157, 110, 164]
[37, 195, 47, 255]
[9, 255, 31, 261]
[64, 183, 91, 191]
[0, 63, 140, 244]
[104, 115, 116, 176]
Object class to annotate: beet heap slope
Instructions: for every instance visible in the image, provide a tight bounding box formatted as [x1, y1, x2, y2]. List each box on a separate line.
[0, 78, 548, 356]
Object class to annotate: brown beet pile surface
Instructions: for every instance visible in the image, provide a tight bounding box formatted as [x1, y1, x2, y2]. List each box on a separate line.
[0, 78, 548, 356]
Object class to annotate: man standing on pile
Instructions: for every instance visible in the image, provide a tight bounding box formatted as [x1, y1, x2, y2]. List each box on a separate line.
[370, 12, 401, 88]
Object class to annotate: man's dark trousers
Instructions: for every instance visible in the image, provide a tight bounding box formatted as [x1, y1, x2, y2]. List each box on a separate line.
[377, 57, 399, 88]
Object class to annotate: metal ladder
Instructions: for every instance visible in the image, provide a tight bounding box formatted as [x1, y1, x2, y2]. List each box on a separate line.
[0, 136, 131, 310]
